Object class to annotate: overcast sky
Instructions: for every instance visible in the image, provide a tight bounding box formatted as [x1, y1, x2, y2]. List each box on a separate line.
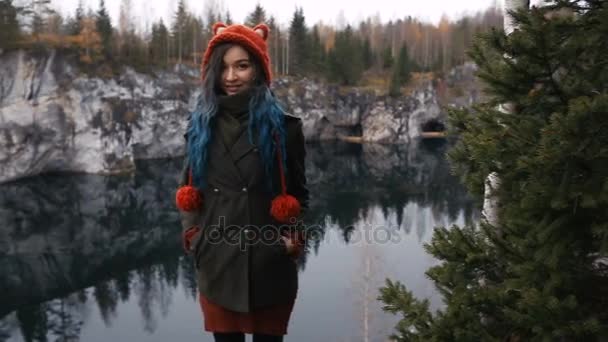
[49, 0, 505, 30]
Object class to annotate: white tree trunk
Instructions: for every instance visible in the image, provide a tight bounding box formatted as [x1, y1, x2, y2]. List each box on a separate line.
[482, 0, 529, 227]
[482, 172, 501, 226]
[503, 0, 530, 35]
[193, 25, 197, 66]
[286, 35, 289, 75]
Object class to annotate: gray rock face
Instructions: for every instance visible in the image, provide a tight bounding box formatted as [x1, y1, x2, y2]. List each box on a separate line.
[0, 49, 476, 183]
[0, 50, 199, 183]
[274, 78, 445, 144]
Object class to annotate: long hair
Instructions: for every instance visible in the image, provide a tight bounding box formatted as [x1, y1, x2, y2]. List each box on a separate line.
[186, 43, 287, 192]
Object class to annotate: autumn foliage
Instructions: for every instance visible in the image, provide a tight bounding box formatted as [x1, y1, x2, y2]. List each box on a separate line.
[3, 0, 503, 85]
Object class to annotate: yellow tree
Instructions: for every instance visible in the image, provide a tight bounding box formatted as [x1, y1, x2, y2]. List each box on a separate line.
[74, 17, 102, 64]
[369, 13, 382, 53]
[318, 23, 335, 51]
[437, 14, 451, 72]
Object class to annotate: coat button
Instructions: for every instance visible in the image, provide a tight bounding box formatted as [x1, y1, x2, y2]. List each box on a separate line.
[242, 187, 247, 192]
[244, 228, 254, 238]
[213, 188, 219, 192]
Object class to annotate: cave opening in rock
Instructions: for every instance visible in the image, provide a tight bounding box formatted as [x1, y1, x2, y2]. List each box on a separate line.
[420, 119, 447, 139]
[421, 119, 446, 133]
[334, 123, 362, 135]
[334, 122, 363, 143]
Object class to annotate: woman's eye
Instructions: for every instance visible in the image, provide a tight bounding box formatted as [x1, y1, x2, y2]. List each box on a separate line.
[238, 64, 250, 70]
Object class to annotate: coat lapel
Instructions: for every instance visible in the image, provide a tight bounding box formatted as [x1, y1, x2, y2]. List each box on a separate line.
[208, 132, 244, 184]
[208, 127, 258, 186]
[230, 128, 257, 163]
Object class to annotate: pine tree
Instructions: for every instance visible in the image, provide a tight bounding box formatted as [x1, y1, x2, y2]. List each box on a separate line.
[381, 46, 393, 69]
[396, 44, 410, 82]
[379, 1, 608, 340]
[244, 4, 266, 27]
[224, 10, 233, 25]
[69, 0, 84, 35]
[362, 38, 373, 70]
[95, 0, 112, 57]
[171, 0, 189, 65]
[327, 25, 363, 85]
[150, 18, 169, 66]
[202, 5, 217, 47]
[0, 0, 20, 49]
[309, 25, 325, 75]
[267, 16, 281, 75]
[288, 7, 309, 76]
[388, 43, 411, 97]
[186, 16, 202, 65]
[150, 21, 160, 65]
[387, 74, 401, 97]
[116, 0, 140, 66]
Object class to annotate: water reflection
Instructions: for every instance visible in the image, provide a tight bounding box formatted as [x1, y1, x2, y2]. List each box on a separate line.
[0, 141, 477, 341]
[304, 140, 476, 245]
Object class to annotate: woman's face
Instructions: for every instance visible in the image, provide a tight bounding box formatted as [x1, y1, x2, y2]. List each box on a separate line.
[220, 45, 255, 95]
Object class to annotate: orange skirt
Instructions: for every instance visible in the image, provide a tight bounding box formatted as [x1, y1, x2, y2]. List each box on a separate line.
[199, 295, 296, 335]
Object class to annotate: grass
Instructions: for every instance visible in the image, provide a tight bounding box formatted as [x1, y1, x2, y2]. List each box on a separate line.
[353, 71, 437, 97]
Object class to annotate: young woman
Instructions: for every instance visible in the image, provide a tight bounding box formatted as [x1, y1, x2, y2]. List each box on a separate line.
[175, 23, 309, 342]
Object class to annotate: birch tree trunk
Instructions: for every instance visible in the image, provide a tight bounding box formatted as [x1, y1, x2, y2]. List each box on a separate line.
[482, 0, 529, 227]
[193, 24, 197, 66]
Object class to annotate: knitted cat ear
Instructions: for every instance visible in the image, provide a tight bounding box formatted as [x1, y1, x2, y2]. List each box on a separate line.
[253, 24, 269, 41]
[213, 22, 227, 35]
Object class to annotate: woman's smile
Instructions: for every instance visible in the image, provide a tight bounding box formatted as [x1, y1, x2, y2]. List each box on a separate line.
[221, 45, 255, 95]
[224, 84, 243, 94]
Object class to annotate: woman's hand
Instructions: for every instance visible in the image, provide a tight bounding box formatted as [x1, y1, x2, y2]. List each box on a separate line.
[182, 226, 201, 253]
[281, 234, 304, 259]
[281, 235, 297, 254]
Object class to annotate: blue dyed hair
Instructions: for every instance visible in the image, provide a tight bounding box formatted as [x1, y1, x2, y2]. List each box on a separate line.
[186, 43, 287, 193]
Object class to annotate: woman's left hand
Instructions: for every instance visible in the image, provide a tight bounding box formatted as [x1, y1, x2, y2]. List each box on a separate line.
[281, 236, 297, 255]
[281, 235, 305, 261]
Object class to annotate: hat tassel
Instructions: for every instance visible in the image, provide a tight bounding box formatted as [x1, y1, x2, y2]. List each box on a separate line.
[176, 168, 203, 212]
[270, 135, 301, 223]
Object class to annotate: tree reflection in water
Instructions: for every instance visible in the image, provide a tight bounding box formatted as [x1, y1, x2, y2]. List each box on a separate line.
[0, 141, 476, 340]
[304, 140, 476, 246]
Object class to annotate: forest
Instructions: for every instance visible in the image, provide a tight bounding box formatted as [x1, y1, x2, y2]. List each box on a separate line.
[0, 0, 502, 94]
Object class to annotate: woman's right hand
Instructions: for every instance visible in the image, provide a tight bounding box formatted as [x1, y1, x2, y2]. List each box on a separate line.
[182, 226, 201, 253]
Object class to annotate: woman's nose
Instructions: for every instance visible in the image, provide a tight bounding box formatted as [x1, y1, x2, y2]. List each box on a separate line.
[225, 68, 237, 81]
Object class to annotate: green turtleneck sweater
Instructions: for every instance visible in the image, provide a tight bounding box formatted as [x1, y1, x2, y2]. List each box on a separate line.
[216, 89, 252, 150]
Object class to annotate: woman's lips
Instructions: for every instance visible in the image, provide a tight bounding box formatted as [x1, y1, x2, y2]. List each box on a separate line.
[225, 85, 240, 92]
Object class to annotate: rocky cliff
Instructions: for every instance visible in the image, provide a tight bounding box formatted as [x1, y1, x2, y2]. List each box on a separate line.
[0, 49, 478, 183]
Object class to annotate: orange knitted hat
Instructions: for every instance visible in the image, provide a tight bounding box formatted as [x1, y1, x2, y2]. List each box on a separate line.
[202, 23, 272, 85]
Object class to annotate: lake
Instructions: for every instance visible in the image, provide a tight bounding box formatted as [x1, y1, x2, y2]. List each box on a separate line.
[0, 140, 478, 342]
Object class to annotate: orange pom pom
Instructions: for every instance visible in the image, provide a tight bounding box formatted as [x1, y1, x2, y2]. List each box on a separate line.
[176, 185, 203, 211]
[270, 194, 301, 223]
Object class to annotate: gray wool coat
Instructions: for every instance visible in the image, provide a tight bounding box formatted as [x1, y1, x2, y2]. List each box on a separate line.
[178, 113, 309, 313]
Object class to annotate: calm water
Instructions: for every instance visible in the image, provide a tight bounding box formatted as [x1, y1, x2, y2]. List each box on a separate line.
[0, 141, 478, 342]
